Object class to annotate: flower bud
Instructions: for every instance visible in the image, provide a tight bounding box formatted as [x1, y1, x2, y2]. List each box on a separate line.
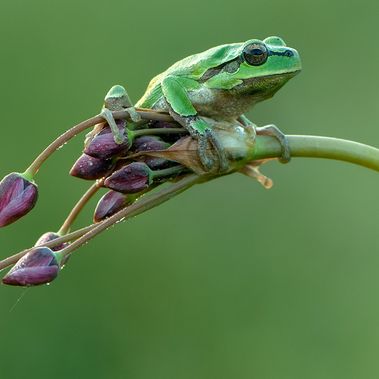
[35, 231, 70, 265]
[104, 162, 152, 193]
[93, 190, 130, 222]
[133, 136, 173, 170]
[149, 120, 187, 142]
[2, 247, 60, 287]
[84, 120, 130, 159]
[35, 232, 68, 251]
[70, 154, 115, 180]
[0, 172, 38, 227]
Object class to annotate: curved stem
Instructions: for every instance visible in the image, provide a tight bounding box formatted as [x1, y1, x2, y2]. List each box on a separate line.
[0, 224, 94, 271]
[0, 174, 201, 271]
[251, 135, 379, 172]
[59, 174, 201, 259]
[58, 180, 103, 235]
[3, 133, 379, 272]
[23, 109, 173, 178]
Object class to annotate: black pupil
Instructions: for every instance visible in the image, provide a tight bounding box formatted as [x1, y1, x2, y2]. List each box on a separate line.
[252, 48, 263, 56]
[243, 43, 268, 66]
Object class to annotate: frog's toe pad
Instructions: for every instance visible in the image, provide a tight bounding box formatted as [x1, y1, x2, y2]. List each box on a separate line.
[256, 125, 291, 164]
[125, 107, 141, 123]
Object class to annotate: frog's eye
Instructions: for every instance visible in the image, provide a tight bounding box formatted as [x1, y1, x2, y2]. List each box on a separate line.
[243, 43, 268, 66]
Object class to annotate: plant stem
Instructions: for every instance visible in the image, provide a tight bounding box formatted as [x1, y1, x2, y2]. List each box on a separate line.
[23, 109, 174, 178]
[251, 135, 379, 172]
[3, 133, 379, 272]
[0, 174, 200, 271]
[152, 165, 186, 178]
[59, 174, 201, 259]
[0, 224, 94, 271]
[58, 180, 103, 235]
[133, 127, 187, 137]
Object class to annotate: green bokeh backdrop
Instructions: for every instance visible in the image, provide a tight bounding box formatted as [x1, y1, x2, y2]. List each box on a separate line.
[1, 1, 379, 378]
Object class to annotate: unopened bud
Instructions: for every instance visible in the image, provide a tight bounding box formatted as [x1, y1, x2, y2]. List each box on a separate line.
[133, 136, 175, 170]
[70, 154, 115, 180]
[35, 231, 70, 266]
[104, 162, 152, 193]
[2, 247, 60, 287]
[93, 190, 131, 222]
[84, 121, 130, 159]
[0, 172, 38, 227]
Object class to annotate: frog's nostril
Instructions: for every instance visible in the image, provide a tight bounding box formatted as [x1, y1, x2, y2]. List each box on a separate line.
[284, 50, 294, 57]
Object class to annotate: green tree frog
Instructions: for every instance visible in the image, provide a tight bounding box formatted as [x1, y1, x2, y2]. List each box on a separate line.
[99, 36, 301, 172]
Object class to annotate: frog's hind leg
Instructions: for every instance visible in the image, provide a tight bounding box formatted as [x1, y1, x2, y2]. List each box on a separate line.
[170, 112, 229, 173]
[256, 124, 291, 163]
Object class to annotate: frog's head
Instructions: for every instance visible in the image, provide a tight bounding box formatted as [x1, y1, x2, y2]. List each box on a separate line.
[234, 36, 301, 100]
[204, 37, 301, 103]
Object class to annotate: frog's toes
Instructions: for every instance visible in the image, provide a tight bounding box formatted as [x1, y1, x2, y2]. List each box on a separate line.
[198, 133, 215, 171]
[206, 129, 229, 173]
[256, 124, 290, 163]
[196, 129, 230, 174]
[125, 106, 141, 123]
[100, 108, 126, 145]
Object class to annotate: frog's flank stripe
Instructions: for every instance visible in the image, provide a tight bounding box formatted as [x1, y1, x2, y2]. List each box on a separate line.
[200, 57, 243, 82]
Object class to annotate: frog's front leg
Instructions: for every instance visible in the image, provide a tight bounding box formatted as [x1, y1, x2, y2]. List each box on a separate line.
[98, 85, 141, 144]
[161, 75, 229, 173]
[238, 114, 257, 140]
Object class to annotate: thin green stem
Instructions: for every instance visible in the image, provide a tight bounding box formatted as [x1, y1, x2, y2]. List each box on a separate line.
[0, 224, 95, 271]
[59, 174, 201, 258]
[3, 133, 379, 273]
[152, 165, 186, 178]
[251, 135, 379, 172]
[23, 109, 173, 177]
[133, 127, 187, 137]
[58, 180, 103, 235]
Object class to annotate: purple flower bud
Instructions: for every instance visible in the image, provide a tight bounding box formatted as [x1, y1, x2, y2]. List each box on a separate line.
[70, 154, 115, 180]
[2, 247, 60, 287]
[35, 232, 70, 266]
[84, 121, 130, 159]
[104, 162, 152, 194]
[0, 172, 38, 227]
[93, 190, 129, 222]
[35, 232, 68, 251]
[132, 135, 163, 150]
[149, 120, 187, 143]
[133, 136, 175, 170]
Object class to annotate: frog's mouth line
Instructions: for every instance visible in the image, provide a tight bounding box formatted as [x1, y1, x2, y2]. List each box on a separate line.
[233, 70, 301, 100]
[239, 69, 301, 89]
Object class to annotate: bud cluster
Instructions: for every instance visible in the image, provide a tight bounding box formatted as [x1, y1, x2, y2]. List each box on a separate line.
[0, 113, 189, 286]
[71, 120, 187, 219]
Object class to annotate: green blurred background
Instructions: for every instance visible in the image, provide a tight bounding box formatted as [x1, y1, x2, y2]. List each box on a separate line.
[1, 0, 379, 378]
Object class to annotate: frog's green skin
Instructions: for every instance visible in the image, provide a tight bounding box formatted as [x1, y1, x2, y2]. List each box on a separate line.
[103, 37, 301, 172]
[136, 37, 301, 121]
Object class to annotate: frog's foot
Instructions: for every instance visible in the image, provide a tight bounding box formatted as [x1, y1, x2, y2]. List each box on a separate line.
[101, 85, 141, 143]
[100, 108, 125, 145]
[124, 106, 142, 123]
[197, 129, 229, 174]
[256, 124, 290, 163]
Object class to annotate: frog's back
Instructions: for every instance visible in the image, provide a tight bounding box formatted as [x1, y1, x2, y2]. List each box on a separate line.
[165, 42, 243, 78]
[136, 42, 243, 108]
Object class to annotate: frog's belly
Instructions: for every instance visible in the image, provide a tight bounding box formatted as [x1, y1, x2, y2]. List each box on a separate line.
[153, 87, 255, 121]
